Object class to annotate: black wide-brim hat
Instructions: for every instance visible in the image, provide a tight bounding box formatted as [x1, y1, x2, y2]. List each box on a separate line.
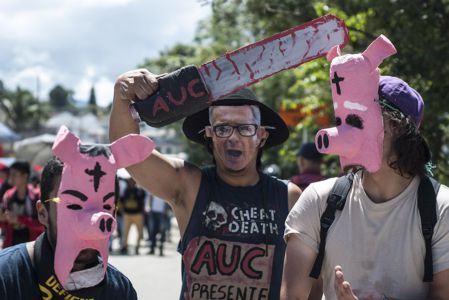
[182, 88, 289, 148]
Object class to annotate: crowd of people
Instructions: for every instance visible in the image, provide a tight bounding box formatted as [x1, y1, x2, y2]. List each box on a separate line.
[0, 32, 448, 300]
[116, 176, 172, 256]
[0, 161, 43, 249]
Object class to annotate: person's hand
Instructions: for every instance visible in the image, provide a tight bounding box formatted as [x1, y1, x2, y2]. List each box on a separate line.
[334, 266, 384, 300]
[114, 69, 159, 102]
[334, 265, 358, 300]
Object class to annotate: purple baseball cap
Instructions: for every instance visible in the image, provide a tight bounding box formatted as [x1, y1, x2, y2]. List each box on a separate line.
[379, 76, 424, 127]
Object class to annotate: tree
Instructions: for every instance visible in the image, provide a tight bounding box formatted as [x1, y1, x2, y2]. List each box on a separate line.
[0, 86, 48, 133]
[238, 0, 449, 180]
[139, 0, 449, 181]
[49, 85, 70, 109]
[89, 86, 98, 116]
[0, 80, 4, 95]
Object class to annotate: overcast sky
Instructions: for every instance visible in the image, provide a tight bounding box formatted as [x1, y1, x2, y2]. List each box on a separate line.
[0, 0, 210, 106]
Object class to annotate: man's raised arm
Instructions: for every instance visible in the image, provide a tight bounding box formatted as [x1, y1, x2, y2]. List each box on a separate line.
[109, 69, 201, 231]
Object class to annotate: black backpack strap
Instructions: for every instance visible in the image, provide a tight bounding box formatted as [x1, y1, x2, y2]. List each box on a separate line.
[417, 176, 440, 282]
[309, 173, 354, 279]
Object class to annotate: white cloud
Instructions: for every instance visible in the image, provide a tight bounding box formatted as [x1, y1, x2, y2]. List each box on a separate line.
[95, 78, 115, 107]
[0, 0, 210, 107]
[5, 66, 54, 99]
[71, 0, 134, 8]
[73, 77, 93, 103]
[73, 68, 114, 107]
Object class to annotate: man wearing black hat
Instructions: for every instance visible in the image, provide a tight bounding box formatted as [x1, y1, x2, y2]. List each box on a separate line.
[110, 69, 301, 299]
[291, 142, 327, 191]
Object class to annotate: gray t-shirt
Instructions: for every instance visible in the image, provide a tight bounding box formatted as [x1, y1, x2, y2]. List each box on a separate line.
[285, 172, 449, 300]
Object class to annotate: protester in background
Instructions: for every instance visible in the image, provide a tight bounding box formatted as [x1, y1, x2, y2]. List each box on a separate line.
[0, 164, 11, 245]
[113, 176, 128, 248]
[291, 142, 327, 191]
[148, 193, 169, 256]
[1, 161, 43, 248]
[120, 178, 145, 255]
[0, 165, 11, 200]
[143, 190, 152, 243]
[0, 163, 8, 185]
[29, 173, 40, 189]
[164, 205, 173, 243]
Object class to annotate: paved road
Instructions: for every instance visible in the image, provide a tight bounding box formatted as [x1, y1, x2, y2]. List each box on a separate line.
[109, 225, 182, 299]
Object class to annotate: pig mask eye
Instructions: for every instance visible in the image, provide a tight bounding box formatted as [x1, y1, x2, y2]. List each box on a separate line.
[346, 114, 364, 129]
[67, 204, 83, 210]
[62, 190, 87, 211]
[334, 115, 364, 129]
[102, 192, 115, 211]
[103, 204, 113, 210]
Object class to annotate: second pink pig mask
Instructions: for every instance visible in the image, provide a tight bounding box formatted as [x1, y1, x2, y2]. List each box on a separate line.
[315, 35, 397, 172]
[52, 125, 155, 285]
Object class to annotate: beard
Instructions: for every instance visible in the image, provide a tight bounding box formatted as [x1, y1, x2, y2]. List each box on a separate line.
[46, 215, 58, 250]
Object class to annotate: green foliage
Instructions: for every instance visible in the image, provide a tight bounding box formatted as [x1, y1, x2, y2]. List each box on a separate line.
[138, 0, 449, 183]
[0, 86, 48, 133]
[49, 84, 71, 109]
[363, 0, 449, 183]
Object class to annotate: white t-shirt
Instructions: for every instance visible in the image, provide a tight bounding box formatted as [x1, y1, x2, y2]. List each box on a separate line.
[285, 171, 449, 300]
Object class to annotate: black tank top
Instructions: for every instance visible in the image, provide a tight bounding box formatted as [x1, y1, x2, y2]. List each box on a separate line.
[178, 167, 288, 300]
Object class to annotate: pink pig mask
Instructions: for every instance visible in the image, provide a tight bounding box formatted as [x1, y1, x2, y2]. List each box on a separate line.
[315, 35, 397, 172]
[52, 125, 155, 285]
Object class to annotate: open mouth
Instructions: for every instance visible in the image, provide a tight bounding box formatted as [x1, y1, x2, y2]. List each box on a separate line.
[226, 149, 242, 158]
[75, 249, 100, 264]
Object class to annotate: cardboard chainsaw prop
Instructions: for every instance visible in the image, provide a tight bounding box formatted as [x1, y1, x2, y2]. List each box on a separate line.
[130, 15, 349, 127]
[49, 125, 154, 287]
[314, 35, 397, 172]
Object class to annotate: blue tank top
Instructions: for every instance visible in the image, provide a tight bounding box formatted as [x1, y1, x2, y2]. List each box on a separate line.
[178, 167, 288, 300]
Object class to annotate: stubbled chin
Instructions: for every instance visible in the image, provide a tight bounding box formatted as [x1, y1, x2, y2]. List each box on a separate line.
[224, 165, 246, 173]
[223, 156, 241, 167]
[222, 159, 248, 173]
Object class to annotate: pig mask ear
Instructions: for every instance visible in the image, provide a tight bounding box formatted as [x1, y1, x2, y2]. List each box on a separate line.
[362, 34, 397, 70]
[110, 134, 155, 169]
[52, 125, 81, 163]
[326, 45, 341, 62]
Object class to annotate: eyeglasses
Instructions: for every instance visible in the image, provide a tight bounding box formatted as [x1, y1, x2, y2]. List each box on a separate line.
[214, 124, 259, 137]
[205, 124, 275, 138]
[198, 124, 276, 138]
